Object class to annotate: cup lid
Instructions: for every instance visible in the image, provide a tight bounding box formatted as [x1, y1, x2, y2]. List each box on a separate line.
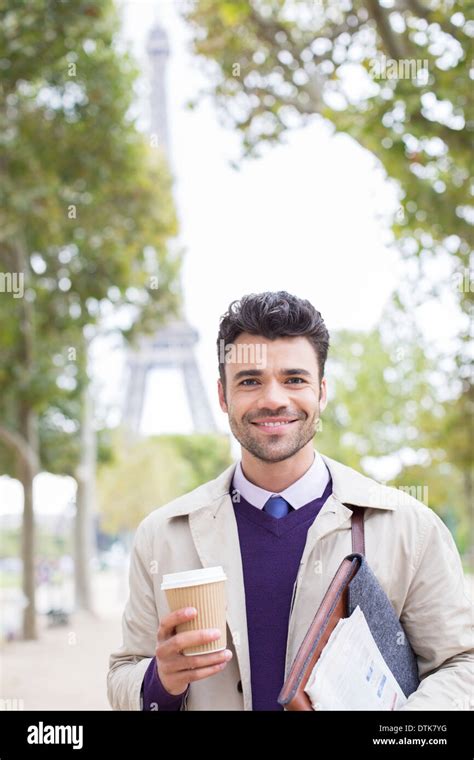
[161, 565, 227, 590]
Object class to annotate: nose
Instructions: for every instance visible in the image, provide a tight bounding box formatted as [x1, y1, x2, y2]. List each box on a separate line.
[255, 377, 291, 410]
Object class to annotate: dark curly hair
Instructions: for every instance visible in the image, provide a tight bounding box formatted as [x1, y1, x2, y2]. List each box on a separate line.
[217, 291, 330, 394]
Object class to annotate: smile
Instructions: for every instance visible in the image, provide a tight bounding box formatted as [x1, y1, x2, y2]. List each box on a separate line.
[251, 419, 298, 432]
[254, 421, 294, 426]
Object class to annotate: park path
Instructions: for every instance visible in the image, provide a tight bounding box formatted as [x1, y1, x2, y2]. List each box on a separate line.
[1, 570, 127, 710]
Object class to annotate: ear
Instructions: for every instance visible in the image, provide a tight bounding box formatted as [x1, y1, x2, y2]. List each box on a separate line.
[217, 378, 228, 413]
[319, 377, 328, 414]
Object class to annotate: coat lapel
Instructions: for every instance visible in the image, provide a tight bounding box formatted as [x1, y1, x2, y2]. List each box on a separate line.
[187, 470, 252, 710]
[284, 492, 354, 676]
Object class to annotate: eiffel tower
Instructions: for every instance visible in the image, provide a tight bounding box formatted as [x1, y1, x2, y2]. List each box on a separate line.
[123, 19, 217, 436]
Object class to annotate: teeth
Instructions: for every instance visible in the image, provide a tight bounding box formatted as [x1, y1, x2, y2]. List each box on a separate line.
[258, 421, 292, 426]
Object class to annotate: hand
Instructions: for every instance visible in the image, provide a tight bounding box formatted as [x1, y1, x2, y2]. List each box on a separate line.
[155, 607, 233, 696]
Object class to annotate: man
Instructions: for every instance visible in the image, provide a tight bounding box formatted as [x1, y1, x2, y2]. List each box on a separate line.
[107, 291, 473, 711]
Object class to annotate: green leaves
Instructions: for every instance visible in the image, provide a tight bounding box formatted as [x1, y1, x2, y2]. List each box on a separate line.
[0, 0, 181, 475]
[320, 322, 471, 547]
[98, 433, 233, 534]
[182, 0, 472, 296]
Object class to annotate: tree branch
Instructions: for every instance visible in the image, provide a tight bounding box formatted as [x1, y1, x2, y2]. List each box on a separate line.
[366, 0, 410, 59]
[0, 425, 39, 474]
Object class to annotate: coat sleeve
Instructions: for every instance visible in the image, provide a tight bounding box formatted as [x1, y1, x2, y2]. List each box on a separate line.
[397, 507, 474, 711]
[107, 516, 187, 711]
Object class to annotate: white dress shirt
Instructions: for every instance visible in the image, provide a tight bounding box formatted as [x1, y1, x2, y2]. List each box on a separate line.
[232, 449, 330, 510]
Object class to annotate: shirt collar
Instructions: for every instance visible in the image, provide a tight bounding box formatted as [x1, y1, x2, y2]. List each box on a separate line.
[232, 449, 330, 510]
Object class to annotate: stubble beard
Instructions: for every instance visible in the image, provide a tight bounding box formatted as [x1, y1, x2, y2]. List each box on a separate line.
[227, 406, 321, 464]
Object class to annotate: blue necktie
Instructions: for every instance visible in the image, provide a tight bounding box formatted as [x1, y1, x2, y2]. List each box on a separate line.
[263, 495, 292, 518]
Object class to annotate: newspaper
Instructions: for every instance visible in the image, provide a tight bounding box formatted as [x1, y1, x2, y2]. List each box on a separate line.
[304, 605, 408, 710]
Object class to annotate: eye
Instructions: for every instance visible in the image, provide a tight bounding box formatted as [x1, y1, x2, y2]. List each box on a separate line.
[287, 378, 305, 384]
[240, 379, 258, 386]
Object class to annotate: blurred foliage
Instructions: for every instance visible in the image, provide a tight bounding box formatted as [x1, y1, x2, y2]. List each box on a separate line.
[0, 527, 72, 560]
[182, 0, 473, 417]
[98, 432, 233, 534]
[0, 0, 183, 475]
[321, 326, 435, 463]
[182, 0, 472, 301]
[319, 321, 472, 552]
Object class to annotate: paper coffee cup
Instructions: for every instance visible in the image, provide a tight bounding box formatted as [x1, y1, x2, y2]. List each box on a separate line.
[161, 566, 227, 656]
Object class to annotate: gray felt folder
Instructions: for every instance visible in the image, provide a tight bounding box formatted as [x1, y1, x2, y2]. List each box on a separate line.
[278, 506, 420, 710]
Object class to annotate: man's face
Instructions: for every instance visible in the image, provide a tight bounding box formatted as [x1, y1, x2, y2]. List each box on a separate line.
[217, 333, 327, 463]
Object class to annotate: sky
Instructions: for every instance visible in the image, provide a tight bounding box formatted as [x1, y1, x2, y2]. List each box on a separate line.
[0, 0, 461, 516]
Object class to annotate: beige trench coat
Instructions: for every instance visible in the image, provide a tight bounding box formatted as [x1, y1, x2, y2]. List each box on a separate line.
[107, 452, 473, 711]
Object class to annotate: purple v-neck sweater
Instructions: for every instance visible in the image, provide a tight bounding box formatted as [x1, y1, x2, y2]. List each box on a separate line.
[232, 476, 333, 710]
[141, 476, 333, 711]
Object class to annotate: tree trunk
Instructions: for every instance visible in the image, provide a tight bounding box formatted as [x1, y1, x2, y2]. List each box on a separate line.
[74, 382, 97, 612]
[0, 421, 39, 640]
[15, 239, 39, 640]
[19, 405, 39, 640]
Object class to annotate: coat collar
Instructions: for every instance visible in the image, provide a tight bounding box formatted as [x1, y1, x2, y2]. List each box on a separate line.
[169, 450, 398, 518]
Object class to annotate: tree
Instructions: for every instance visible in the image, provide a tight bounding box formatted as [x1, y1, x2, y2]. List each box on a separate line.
[0, 0, 182, 637]
[98, 433, 233, 535]
[182, 1, 472, 297]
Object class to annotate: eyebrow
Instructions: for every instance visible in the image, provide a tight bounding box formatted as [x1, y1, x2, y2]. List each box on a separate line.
[233, 368, 313, 381]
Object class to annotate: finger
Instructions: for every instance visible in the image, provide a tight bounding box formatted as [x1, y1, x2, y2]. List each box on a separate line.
[172, 649, 233, 673]
[158, 607, 197, 641]
[158, 627, 222, 659]
[182, 660, 230, 682]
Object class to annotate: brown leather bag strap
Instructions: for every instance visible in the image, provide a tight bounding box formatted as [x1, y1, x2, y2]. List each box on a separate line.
[346, 505, 365, 555]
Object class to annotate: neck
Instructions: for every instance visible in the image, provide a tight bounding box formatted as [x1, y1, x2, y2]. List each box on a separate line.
[240, 443, 316, 492]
